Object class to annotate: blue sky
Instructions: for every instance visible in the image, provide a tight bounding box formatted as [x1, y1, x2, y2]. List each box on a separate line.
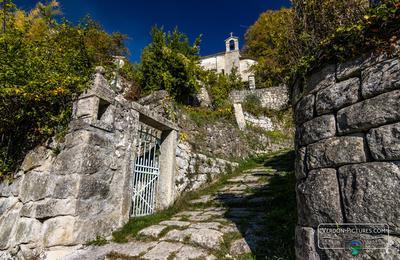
[14, 0, 291, 62]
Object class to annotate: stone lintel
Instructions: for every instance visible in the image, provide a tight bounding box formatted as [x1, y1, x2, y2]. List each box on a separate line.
[131, 102, 179, 131]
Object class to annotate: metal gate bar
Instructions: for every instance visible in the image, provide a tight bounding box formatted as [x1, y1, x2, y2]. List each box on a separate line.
[131, 123, 161, 217]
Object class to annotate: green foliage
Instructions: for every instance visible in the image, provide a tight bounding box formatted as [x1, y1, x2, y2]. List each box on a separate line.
[292, 0, 400, 76]
[245, 1, 400, 88]
[87, 235, 108, 246]
[140, 26, 202, 104]
[244, 8, 294, 88]
[242, 94, 262, 116]
[201, 67, 244, 109]
[182, 106, 234, 127]
[0, 1, 134, 180]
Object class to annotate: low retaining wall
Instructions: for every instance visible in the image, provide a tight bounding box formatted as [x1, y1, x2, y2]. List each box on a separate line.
[174, 141, 238, 195]
[293, 53, 400, 259]
[229, 85, 289, 110]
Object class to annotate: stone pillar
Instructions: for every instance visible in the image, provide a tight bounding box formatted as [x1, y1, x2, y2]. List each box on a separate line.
[293, 55, 400, 259]
[157, 129, 178, 210]
[233, 103, 246, 130]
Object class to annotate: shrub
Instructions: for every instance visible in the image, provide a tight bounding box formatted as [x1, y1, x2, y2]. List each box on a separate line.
[140, 26, 202, 104]
[201, 67, 244, 109]
[242, 94, 263, 116]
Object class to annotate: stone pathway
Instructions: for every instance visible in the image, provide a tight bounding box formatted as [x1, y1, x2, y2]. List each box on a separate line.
[62, 166, 277, 260]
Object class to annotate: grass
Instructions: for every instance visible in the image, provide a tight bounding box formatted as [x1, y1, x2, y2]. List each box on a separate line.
[112, 155, 263, 243]
[86, 235, 108, 246]
[106, 252, 138, 260]
[181, 105, 235, 127]
[253, 151, 297, 259]
[212, 231, 245, 259]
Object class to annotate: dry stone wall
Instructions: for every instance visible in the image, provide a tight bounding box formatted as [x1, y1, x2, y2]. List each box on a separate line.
[174, 141, 238, 195]
[229, 85, 289, 111]
[293, 54, 400, 259]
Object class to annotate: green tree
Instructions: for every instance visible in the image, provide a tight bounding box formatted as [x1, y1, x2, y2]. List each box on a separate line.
[0, 0, 135, 179]
[201, 67, 243, 108]
[244, 8, 294, 88]
[140, 26, 202, 104]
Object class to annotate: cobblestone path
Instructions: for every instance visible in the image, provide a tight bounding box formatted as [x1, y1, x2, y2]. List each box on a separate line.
[63, 165, 281, 260]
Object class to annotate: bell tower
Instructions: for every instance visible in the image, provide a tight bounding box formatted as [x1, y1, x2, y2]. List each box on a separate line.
[224, 33, 240, 75]
[225, 32, 239, 52]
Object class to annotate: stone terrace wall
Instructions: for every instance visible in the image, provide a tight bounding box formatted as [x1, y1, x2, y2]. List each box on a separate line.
[293, 54, 400, 259]
[174, 141, 238, 196]
[229, 85, 289, 110]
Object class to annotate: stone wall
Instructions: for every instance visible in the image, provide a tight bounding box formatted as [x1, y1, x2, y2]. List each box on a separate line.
[229, 85, 289, 111]
[174, 141, 238, 196]
[293, 53, 400, 259]
[0, 68, 179, 259]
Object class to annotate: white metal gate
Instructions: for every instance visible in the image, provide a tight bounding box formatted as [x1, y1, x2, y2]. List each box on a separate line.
[131, 123, 161, 217]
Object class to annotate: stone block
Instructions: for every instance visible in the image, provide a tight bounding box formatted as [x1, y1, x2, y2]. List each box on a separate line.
[20, 198, 76, 219]
[336, 56, 364, 81]
[0, 201, 22, 250]
[367, 122, 400, 161]
[14, 218, 42, 245]
[305, 65, 336, 94]
[298, 115, 336, 146]
[306, 137, 366, 170]
[19, 172, 56, 203]
[229, 238, 251, 257]
[78, 175, 110, 199]
[20, 146, 51, 172]
[295, 226, 320, 260]
[0, 197, 18, 216]
[175, 245, 210, 260]
[362, 58, 400, 99]
[53, 175, 80, 199]
[0, 179, 20, 197]
[315, 78, 360, 115]
[75, 96, 99, 119]
[41, 216, 77, 247]
[189, 228, 224, 250]
[142, 241, 183, 260]
[52, 145, 107, 175]
[295, 147, 307, 180]
[138, 225, 167, 239]
[295, 94, 315, 125]
[338, 162, 400, 231]
[337, 90, 400, 134]
[296, 168, 343, 227]
[74, 216, 120, 243]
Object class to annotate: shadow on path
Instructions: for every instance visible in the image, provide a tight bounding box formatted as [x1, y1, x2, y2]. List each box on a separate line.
[216, 151, 297, 259]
